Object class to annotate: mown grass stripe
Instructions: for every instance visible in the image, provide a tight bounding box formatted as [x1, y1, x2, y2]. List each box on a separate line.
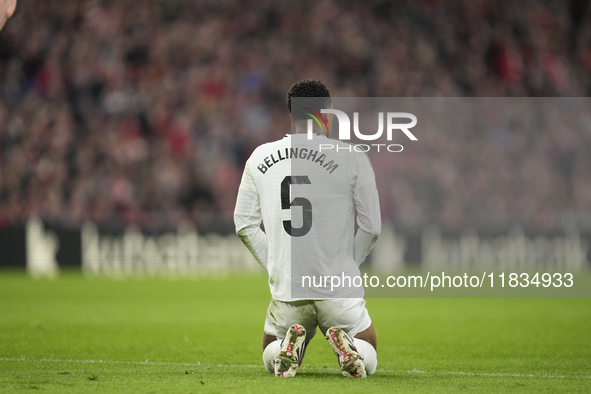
[1, 357, 589, 380]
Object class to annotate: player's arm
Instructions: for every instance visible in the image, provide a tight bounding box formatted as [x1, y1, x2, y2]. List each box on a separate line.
[352, 152, 381, 266]
[234, 158, 269, 274]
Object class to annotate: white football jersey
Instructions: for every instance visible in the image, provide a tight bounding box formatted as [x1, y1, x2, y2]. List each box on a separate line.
[234, 133, 381, 301]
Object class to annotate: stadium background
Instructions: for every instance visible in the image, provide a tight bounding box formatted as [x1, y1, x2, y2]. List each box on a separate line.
[1, 2, 591, 393]
[0, 0, 590, 275]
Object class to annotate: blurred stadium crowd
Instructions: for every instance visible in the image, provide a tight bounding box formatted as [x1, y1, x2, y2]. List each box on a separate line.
[0, 0, 590, 233]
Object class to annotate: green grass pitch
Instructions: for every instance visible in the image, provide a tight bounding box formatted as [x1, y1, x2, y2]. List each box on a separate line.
[0, 270, 590, 393]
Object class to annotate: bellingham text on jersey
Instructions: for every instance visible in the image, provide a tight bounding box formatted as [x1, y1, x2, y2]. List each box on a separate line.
[256, 147, 340, 175]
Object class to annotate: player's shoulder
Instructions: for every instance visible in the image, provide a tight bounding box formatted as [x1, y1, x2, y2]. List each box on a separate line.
[253, 135, 289, 151]
[322, 136, 372, 162]
[321, 135, 361, 150]
[249, 135, 290, 158]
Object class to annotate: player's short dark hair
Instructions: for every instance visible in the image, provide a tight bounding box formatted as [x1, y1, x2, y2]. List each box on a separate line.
[286, 79, 332, 122]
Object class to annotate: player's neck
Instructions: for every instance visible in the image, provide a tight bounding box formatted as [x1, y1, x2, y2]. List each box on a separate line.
[294, 123, 327, 136]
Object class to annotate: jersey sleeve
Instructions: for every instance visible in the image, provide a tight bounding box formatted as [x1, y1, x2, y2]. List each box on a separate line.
[352, 151, 381, 266]
[234, 158, 269, 274]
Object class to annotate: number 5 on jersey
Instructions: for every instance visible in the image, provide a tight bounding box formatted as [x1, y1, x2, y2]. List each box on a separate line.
[281, 176, 312, 237]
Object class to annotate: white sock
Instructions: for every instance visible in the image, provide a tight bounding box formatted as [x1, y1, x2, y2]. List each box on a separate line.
[353, 338, 377, 375]
[262, 339, 283, 374]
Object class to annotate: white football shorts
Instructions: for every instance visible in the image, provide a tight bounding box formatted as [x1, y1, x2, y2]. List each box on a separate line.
[263, 298, 372, 342]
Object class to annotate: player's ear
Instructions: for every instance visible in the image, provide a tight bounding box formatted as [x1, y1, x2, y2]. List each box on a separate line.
[7, 0, 17, 18]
